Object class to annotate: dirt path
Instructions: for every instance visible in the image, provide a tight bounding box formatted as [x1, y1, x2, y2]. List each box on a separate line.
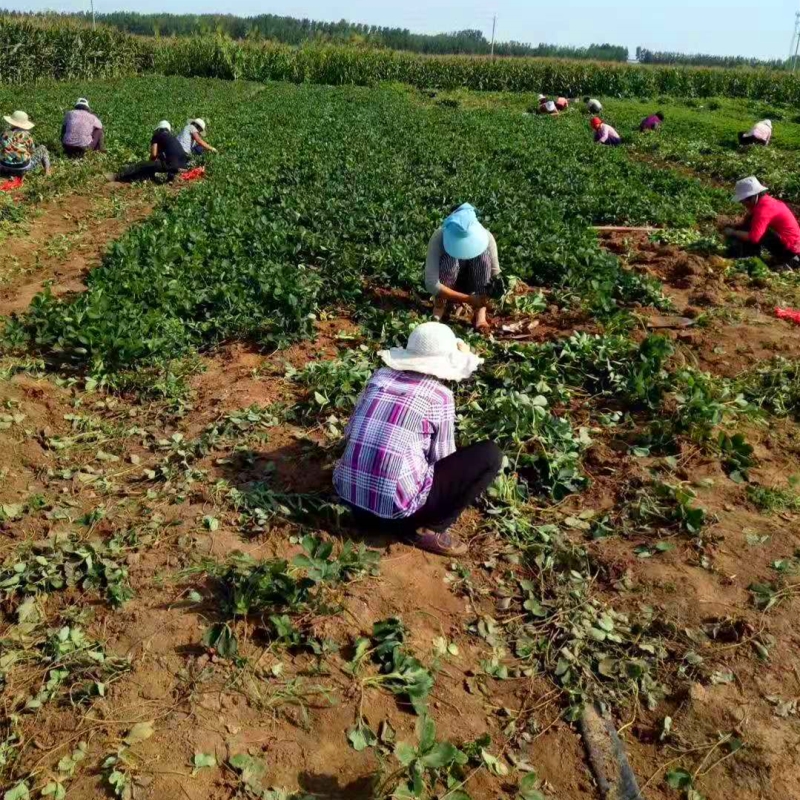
[0, 183, 156, 316]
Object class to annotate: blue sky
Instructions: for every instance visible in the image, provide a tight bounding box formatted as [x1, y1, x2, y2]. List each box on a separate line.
[7, 0, 800, 60]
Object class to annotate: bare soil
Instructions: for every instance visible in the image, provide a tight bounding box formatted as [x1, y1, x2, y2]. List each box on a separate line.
[2, 194, 800, 800]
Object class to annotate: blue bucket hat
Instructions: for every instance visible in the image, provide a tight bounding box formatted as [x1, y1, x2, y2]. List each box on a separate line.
[442, 203, 490, 261]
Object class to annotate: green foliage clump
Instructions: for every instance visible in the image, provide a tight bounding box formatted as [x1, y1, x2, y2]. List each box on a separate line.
[0, 537, 134, 609]
[740, 357, 800, 418]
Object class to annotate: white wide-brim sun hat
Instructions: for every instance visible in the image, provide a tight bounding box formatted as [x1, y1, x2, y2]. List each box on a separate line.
[3, 110, 34, 130]
[733, 176, 768, 203]
[379, 321, 483, 382]
[192, 118, 206, 131]
[156, 120, 171, 131]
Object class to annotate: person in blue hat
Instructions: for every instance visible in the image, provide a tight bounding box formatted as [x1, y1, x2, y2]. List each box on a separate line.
[424, 203, 500, 333]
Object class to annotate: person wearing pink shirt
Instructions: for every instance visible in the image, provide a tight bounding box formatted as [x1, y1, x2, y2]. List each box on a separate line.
[739, 119, 772, 147]
[724, 176, 800, 271]
[590, 117, 622, 146]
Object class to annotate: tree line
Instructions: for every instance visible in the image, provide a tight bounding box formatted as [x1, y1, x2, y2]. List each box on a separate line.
[0, 9, 629, 61]
[635, 46, 788, 70]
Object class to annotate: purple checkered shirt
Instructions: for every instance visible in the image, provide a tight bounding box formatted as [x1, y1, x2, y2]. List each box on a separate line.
[62, 109, 102, 149]
[333, 367, 456, 519]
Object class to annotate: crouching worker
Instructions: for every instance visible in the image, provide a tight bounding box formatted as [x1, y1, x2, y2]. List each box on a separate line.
[724, 176, 800, 271]
[591, 117, 622, 146]
[177, 118, 217, 159]
[640, 111, 664, 132]
[115, 121, 188, 183]
[537, 95, 559, 115]
[333, 322, 503, 557]
[739, 119, 771, 147]
[425, 203, 500, 333]
[62, 98, 104, 156]
[0, 110, 50, 177]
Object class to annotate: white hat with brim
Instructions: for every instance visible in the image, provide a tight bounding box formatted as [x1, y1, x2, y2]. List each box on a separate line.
[379, 321, 483, 382]
[192, 118, 206, 131]
[76, 98, 90, 109]
[4, 110, 34, 130]
[733, 176, 768, 203]
[156, 120, 171, 131]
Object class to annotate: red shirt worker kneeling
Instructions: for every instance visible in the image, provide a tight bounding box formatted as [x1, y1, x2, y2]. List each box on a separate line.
[724, 176, 800, 272]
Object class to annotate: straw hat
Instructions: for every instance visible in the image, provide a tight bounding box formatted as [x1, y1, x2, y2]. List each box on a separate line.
[733, 176, 768, 203]
[379, 322, 483, 382]
[3, 110, 34, 130]
[75, 97, 90, 109]
[156, 120, 171, 131]
[192, 118, 206, 131]
[442, 203, 490, 261]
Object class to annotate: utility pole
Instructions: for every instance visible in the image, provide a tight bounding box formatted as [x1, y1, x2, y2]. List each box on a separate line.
[792, 10, 800, 71]
[490, 14, 497, 59]
[91, 0, 96, 30]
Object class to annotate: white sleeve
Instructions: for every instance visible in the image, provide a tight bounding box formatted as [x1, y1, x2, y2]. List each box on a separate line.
[425, 228, 445, 295]
[488, 233, 500, 277]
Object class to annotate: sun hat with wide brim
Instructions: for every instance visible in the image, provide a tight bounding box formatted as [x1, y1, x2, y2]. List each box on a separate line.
[156, 120, 171, 131]
[3, 110, 34, 130]
[442, 203, 490, 261]
[191, 118, 206, 131]
[733, 176, 768, 203]
[379, 321, 483, 382]
[75, 97, 90, 109]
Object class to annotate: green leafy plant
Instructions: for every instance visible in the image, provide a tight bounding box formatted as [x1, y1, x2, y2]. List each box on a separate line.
[0, 538, 133, 609]
[360, 618, 435, 716]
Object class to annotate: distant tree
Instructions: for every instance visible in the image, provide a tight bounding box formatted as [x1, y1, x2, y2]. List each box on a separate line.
[637, 47, 786, 69]
[0, 9, 629, 61]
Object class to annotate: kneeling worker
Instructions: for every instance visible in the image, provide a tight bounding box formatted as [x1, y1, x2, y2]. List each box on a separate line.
[333, 322, 502, 557]
[591, 117, 622, 146]
[725, 176, 800, 271]
[739, 119, 771, 147]
[61, 98, 104, 156]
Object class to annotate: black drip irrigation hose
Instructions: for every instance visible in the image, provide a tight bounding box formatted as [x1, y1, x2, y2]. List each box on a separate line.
[579, 702, 644, 800]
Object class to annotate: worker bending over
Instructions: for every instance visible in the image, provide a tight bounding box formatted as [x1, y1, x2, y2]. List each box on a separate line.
[62, 98, 104, 157]
[640, 112, 664, 132]
[591, 117, 622, 146]
[725, 176, 800, 272]
[739, 119, 771, 147]
[177, 118, 217, 158]
[425, 203, 500, 334]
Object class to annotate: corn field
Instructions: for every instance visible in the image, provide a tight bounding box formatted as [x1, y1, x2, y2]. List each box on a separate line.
[0, 17, 153, 83]
[3, 16, 800, 103]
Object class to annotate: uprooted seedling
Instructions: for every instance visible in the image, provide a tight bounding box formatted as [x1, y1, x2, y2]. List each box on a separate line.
[349, 618, 435, 717]
[375, 713, 503, 800]
[0, 536, 134, 611]
[2, 624, 131, 715]
[197, 536, 380, 654]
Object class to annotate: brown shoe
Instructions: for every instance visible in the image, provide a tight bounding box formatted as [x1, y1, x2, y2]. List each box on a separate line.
[408, 529, 468, 557]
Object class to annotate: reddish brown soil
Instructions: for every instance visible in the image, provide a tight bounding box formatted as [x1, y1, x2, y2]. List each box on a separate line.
[0, 184, 155, 317]
[2, 193, 800, 800]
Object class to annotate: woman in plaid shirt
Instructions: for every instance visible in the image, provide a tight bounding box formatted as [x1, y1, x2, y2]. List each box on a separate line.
[334, 322, 502, 557]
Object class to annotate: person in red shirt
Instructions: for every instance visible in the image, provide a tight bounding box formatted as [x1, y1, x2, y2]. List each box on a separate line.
[724, 176, 800, 271]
